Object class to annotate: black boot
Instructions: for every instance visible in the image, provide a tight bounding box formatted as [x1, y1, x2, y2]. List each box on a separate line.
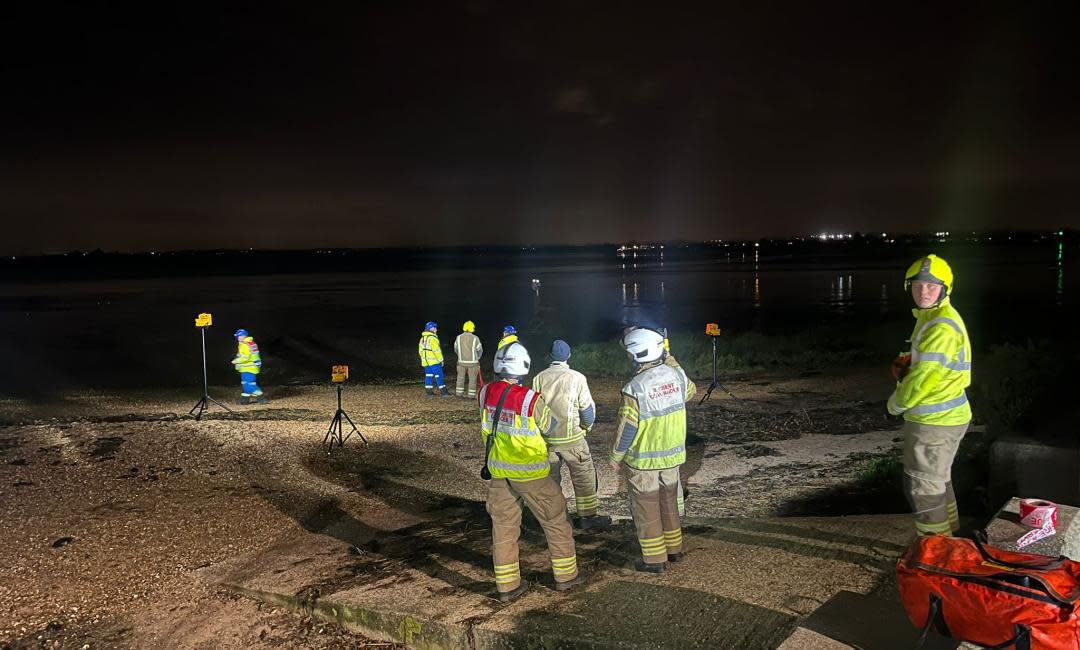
[667, 552, 683, 563]
[635, 559, 667, 574]
[578, 515, 612, 530]
[425, 388, 435, 397]
[440, 386, 452, 397]
[554, 570, 587, 592]
[498, 583, 530, 603]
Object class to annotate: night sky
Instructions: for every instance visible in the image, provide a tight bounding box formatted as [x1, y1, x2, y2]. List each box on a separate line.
[2, 2, 1077, 254]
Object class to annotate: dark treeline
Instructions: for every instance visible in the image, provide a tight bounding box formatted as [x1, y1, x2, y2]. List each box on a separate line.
[1, 230, 1075, 282]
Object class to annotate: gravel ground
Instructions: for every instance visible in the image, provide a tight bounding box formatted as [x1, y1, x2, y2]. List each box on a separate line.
[0, 367, 898, 648]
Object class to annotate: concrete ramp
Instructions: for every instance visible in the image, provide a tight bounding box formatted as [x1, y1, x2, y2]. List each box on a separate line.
[201, 511, 916, 649]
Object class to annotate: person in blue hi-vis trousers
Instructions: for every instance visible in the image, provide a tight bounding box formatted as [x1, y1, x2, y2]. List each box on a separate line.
[418, 321, 450, 397]
[231, 329, 264, 401]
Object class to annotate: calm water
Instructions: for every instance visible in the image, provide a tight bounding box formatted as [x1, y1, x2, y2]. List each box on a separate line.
[1, 243, 1075, 393]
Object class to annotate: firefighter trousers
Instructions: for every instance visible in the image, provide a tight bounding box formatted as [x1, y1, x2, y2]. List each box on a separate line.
[486, 476, 579, 593]
[901, 419, 969, 536]
[548, 439, 599, 517]
[623, 465, 683, 565]
[456, 363, 480, 398]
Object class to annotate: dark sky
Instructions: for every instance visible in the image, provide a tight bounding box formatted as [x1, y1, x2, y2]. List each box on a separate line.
[2, 2, 1077, 254]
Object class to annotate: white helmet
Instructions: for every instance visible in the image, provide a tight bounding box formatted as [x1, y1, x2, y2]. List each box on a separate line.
[494, 342, 531, 377]
[623, 327, 665, 363]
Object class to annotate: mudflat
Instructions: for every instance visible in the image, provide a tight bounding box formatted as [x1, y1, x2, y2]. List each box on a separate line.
[0, 366, 904, 648]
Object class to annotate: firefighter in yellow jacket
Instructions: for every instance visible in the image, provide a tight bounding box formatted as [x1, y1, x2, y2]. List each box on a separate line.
[419, 321, 450, 397]
[481, 342, 585, 601]
[887, 254, 972, 536]
[610, 328, 696, 572]
[532, 340, 610, 529]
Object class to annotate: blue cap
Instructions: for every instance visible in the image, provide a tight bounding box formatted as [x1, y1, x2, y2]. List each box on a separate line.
[550, 340, 571, 362]
[234, 329, 249, 338]
[503, 325, 517, 335]
[424, 321, 438, 331]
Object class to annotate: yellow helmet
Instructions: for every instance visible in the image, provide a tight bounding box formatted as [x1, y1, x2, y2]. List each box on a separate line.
[463, 320, 476, 332]
[904, 254, 954, 298]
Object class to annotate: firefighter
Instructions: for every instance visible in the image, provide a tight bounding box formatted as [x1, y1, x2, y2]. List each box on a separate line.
[497, 325, 519, 351]
[532, 340, 611, 529]
[481, 342, 585, 601]
[418, 321, 450, 397]
[887, 254, 972, 536]
[231, 329, 264, 402]
[610, 328, 696, 572]
[454, 320, 484, 399]
[623, 325, 688, 515]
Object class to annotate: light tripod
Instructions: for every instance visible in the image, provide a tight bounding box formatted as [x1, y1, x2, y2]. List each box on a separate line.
[699, 335, 739, 405]
[189, 326, 233, 421]
[323, 383, 367, 451]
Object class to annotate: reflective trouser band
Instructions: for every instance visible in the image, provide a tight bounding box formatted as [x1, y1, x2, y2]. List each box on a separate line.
[947, 501, 959, 526]
[639, 535, 667, 557]
[664, 528, 683, 548]
[915, 519, 953, 536]
[551, 556, 578, 577]
[494, 562, 520, 585]
[906, 393, 968, 416]
[575, 495, 598, 510]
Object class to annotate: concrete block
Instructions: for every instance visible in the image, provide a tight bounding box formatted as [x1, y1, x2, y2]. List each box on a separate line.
[983, 497, 1080, 560]
[988, 434, 1080, 508]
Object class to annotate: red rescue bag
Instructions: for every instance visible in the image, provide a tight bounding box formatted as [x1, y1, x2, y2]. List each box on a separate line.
[897, 535, 1080, 649]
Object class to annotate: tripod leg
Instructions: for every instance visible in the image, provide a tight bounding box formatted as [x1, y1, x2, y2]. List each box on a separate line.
[698, 382, 717, 406]
[207, 396, 235, 413]
[341, 410, 367, 444]
[189, 396, 209, 420]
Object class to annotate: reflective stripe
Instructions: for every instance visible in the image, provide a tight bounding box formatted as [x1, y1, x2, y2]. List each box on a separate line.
[488, 459, 549, 472]
[638, 402, 686, 420]
[521, 390, 537, 418]
[911, 350, 971, 371]
[907, 393, 968, 415]
[551, 556, 577, 575]
[626, 444, 686, 460]
[916, 317, 963, 340]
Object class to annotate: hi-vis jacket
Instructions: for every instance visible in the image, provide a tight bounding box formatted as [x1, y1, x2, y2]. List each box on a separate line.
[418, 331, 444, 366]
[888, 296, 972, 426]
[480, 380, 557, 481]
[454, 332, 483, 366]
[532, 362, 596, 448]
[497, 334, 519, 350]
[234, 337, 262, 374]
[611, 360, 696, 469]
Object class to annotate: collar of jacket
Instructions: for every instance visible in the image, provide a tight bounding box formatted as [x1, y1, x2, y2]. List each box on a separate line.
[633, 359, 664, 375]
[548, 361, 569, 368]
[911, 295, 952, 317]
[422, 331, 437, 337]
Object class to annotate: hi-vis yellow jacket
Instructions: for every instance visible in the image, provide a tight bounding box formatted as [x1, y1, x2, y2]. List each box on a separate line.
[497, 334, 519, 350]
[611, 360, 696, 470]
[888, 296, 972, 426]
[418, 331, 444, 366]
[233, 337, 261, 374]
[480, 380, 556, 481]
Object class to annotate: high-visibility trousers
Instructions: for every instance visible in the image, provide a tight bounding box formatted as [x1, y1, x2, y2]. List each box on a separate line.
[456, 363, 480, 397]
[486, 477, 578, 593]
[548, 439, 600, 518]
[623, 465, 683, 565]
[902, 419, 969, 536]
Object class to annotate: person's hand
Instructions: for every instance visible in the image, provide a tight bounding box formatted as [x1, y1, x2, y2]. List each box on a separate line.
[886, 394, 903, 416]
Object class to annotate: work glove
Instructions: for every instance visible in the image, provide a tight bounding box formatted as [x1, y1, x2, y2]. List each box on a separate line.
[886, 393, 904, 416]
[890, 353, 911, 382]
